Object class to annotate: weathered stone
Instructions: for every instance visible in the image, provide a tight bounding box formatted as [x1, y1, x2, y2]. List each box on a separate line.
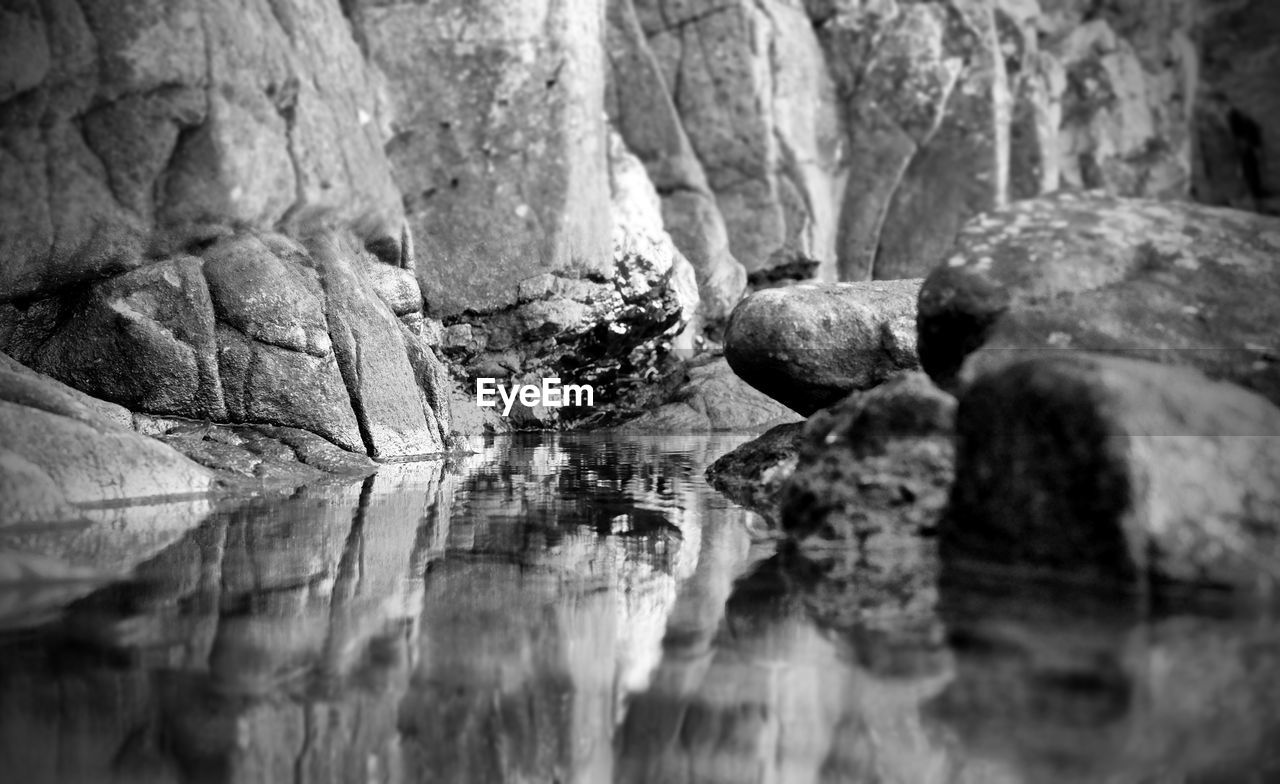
[20, 256, 227, 420]
[780, 372, 956, 550]
[356, 0, 612, 317]
[704, 421, 805, 520]
[918, 194, 1280, 403]
[215, 325, 364, 454]
[724, 279, 921, 415]
[157, 422, 378, 484]
[605, 0, 747, 325]
[202, 234, 333, 356]
[617, 356, 802, 433]
[0, 361, 218, 524]
[942, 353, 1280, 598]
[308, 232, 445, 458]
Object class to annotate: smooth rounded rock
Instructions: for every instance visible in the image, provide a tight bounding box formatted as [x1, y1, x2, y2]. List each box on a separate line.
[724, 279, 922, 415]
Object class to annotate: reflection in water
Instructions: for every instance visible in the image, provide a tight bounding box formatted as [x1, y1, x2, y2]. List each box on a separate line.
[1, 433, 1279, 783]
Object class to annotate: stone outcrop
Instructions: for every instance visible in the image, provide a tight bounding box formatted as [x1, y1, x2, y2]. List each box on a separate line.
[605, 0, 748, 325]
[943, 353, 1280, 599]
[917, 193, 1280, 402]
[0, 0, 402, 305]
[1, 221, 449, 459]
[704, 422, 805, 521]
[725, 279, 921, 415]
[0, 352, 218, 525]
[353, 0, 612, 318]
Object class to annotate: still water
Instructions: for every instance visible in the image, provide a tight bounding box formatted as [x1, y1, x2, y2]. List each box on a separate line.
[1, 433, 1279, 783]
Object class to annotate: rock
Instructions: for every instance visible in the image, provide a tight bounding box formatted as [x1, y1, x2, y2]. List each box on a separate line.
[0, 0, 401, 305]
[0, 355, 218, 524]
[151, 420, 378, 484]
[942, 353, 1280, 598]
[308, 231, 445, 458]
[780, 372, 956, 550]
[704, 421, 805, 520]
[724, 279, 921, 415]
[617, 357, 802, 434]
[917, 193, 1280, 403]
[1195, 0, 1280, 215]
[633, 0, 845, 279]
[605, 0, 747, 326]
[354, 0, 612, 317]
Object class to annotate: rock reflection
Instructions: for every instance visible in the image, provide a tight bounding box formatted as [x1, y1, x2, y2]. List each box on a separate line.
[2, 434, 1280, 783]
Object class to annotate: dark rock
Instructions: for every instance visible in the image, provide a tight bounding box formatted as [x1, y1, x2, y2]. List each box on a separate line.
[704, 421, 805, 520]
[618, 356, 802, 434]
[780, 372, 955, 550]
[724, 279, 921, 415]
[942, 353, 1280, 598]
[918, 193, 1280, 404]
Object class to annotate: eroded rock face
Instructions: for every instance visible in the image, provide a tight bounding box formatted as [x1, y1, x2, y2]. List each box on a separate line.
[0, 0, 402, 305]
[724, 279, 921, 415]
[0, 223, 448, 458]
[943, 353, 1280, 598]
[917, 193, 1280, 403]
[617, 356, 802, 433]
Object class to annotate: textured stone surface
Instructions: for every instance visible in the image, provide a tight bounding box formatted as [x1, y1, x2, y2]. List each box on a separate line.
[605, 0, 747, 325]
[943, 353, 1280, 598]
[780, 372, 956, 550]
[355, 0, 612, 317]
[704, 421, 805, 520]
[616, 356, 802, 433]
[918, 193, 1280, 403]
[0, 355, 218, 524]
[724, 279, 921, 415]
[0, 0, 401, 305]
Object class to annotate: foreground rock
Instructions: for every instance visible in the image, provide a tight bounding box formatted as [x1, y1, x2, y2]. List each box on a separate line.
[617, 356, 801, 434]
[918, 194, 1280, 403]
[724, 280, 921, 415]
[1, 221, 449, 458]
[704, 422, 805, 520]
[0, 354, 217, 525]
[943, 353, 1280, 599]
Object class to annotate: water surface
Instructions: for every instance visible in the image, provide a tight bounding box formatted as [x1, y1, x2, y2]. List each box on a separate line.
[1, 433, 1278, 783]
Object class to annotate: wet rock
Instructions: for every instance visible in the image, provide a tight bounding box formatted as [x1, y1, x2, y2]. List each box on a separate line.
[605, 0, 747, 326]
[704, 421, 805, 520]
[942, 353, 1280, 598]
[918, 193, 1280, 404]
[0, 355, 218, 524]
[617, 356, 802, 434]
[149, 420, 377, 485]
[724, 279, 921, 415]
[355, 0, 612, 318]
[780, 372, 956, 551]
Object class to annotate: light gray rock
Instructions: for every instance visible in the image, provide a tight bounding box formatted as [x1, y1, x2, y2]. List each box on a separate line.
[917, 193, 1280, 404]
[724, 279, 922, 414]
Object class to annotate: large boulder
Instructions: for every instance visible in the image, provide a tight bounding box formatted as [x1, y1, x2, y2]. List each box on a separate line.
[724, 279, 921, 414]
[918, 193, 1280, 404]
[0, 353, 218, 525]
[942, 353, 1280, 599]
